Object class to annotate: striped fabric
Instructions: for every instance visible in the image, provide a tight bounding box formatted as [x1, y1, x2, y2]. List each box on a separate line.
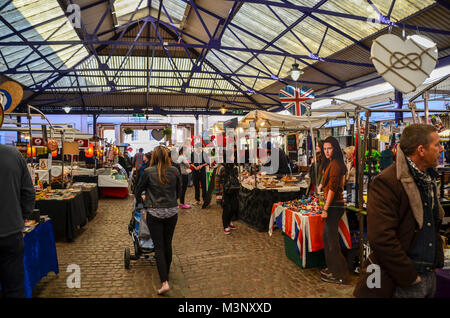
[269, 203, 352, 268]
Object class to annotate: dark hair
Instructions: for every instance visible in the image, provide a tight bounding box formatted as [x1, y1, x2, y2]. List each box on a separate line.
[139, 148, 144, 152]
[144, 152, 151, 161]
[179, 147, 184, 155]
[321, 136, 347, 177]
[400, 124, 437, 156]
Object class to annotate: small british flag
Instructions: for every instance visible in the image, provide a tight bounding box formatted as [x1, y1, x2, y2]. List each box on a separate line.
[279, 85, 314, 116]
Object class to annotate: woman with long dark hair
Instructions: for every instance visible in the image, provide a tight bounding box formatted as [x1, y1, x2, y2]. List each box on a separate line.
[134, 146, 181, 295]
[317, 136, 349, 284]
[308, 140, 323, 195]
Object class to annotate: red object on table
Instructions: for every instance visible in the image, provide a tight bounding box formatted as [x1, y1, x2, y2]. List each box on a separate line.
[100, 187, 129, 198]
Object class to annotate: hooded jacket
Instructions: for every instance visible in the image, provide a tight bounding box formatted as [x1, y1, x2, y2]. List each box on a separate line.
[353, 146, 444, 298]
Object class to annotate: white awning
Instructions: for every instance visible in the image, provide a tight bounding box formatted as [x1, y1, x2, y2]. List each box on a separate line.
[238, 110, 336, 130]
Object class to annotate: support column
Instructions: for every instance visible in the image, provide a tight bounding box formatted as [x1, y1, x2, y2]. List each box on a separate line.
[114, 124, 121, 144]
[395, 90, 403, 124]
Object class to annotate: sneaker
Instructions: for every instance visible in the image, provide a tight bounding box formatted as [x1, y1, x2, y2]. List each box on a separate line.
[320, 274, 344, 284]
[179, 204, 184, 208]
[229, 224, 236, 230]
[182, 204, 191, 209]
[320, 267, 331, 277]
[224, 227, 231, 235]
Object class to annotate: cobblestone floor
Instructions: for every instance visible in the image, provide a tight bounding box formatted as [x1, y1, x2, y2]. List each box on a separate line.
[33, 187, 358, 298]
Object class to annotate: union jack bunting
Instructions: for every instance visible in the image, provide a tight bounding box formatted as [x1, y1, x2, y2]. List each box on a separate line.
[279, 85, 314, 116]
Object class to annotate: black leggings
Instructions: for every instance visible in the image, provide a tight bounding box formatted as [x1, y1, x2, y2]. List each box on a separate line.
[180, 174, 189, 204]
[322, 202, 349, 281]
[222, 190, 239, 229]
[146, 213, 178, 283]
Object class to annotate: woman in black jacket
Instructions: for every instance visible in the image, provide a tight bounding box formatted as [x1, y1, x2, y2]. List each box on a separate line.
[134, 146, 181, 295]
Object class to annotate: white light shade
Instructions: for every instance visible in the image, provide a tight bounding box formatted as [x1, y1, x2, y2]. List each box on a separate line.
[63, 106, 71, 113]
[290, 63, 303, 81]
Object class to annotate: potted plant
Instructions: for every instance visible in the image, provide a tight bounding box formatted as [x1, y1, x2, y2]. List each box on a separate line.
[162, 127, 172, 141]
[123, 127, 133, 135]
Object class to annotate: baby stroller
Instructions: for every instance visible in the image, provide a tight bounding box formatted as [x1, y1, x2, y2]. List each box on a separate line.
[124, 201, 155, 269]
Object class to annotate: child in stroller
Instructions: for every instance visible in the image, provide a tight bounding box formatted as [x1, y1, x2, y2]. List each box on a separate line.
[124, 201, 155, 269]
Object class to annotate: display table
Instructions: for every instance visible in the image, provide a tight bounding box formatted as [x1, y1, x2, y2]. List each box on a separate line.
[35, 193, 87, 241]
[81, 187, 99, 220]
[237, 184, 307, 232]
[98, 174, 129, 198]
[23, 220, 59, 298]
[269, 203, 352, 268]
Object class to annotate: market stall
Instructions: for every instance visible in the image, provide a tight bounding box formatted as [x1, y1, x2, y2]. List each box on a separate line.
[22, 218, 59, 298]
[269, 197, 352, 269]
[96, 164, 129, 198]
[34, 188, 87, 241]
[233, 110, 337, 232]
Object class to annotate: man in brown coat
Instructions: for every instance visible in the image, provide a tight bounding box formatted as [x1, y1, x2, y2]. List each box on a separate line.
[354, 124, 445, 298]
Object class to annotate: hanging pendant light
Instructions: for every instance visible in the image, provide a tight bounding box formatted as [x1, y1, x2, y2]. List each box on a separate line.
[290, 63, 303, 81]
[220, 105, 227, 115]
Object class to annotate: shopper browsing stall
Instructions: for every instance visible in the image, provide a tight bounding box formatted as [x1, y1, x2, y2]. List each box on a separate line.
[354, 124, 445, 298]
[308, 140, 323, 195]
[217, 162, 239, 235]
[134, 146, 181, 295]
[177, 147, 191, 209]
[317, 136, 349, 284]
[191, 144, 208, 206]
[344, 146, 356, 203]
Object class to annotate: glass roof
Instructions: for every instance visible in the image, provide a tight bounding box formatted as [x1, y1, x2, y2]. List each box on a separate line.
[52, 55, 239, 94]
[209, 0, 435, 91]
[114, 0, 187, 26]
[0, 0, 90, 87]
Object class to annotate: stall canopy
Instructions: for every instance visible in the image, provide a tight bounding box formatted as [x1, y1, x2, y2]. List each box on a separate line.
[238, 110, 336, 130]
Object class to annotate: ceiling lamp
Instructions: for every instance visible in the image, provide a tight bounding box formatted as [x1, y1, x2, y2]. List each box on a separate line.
[290, 63, 303, 81]
[220, 106, 227, 115]
[63, 106, 72, 114]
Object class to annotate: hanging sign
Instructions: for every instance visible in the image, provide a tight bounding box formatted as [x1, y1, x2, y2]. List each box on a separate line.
[371, 34, 438, 93]
[279, 85, 314, 116]
[74, 139, 89, 149]
[32, 137, 46, 147]
[151, 129, 164, 141]
[0, 81, 23, 114]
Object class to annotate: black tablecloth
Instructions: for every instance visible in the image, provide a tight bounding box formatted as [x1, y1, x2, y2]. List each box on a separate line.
[73, 175, 98, 184]
[73, 175, 100, 197]
[237, 186, 306, 232]
[35, 193, 87, 241]
[82, 187, 99, 220]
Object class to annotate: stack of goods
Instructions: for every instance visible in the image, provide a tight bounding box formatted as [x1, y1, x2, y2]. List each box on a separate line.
[72, 182, 97, 191]
[35, 188, 81, 201]
[261, 175, 282, 188]
[281, 175, 299, 186]
[23, 216, 51, 234]
[280, 195, 325, 215]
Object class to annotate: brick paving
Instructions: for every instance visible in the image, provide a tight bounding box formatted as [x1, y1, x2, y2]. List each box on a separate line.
[33, 187, 358, 298]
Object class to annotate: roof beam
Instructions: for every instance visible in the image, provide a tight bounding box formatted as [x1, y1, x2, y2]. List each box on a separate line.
[227, 0, 450, 35]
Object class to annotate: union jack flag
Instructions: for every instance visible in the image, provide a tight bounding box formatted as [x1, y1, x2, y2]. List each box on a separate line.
[279, 85, 314, 116]
[269, 203, 351, 268]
